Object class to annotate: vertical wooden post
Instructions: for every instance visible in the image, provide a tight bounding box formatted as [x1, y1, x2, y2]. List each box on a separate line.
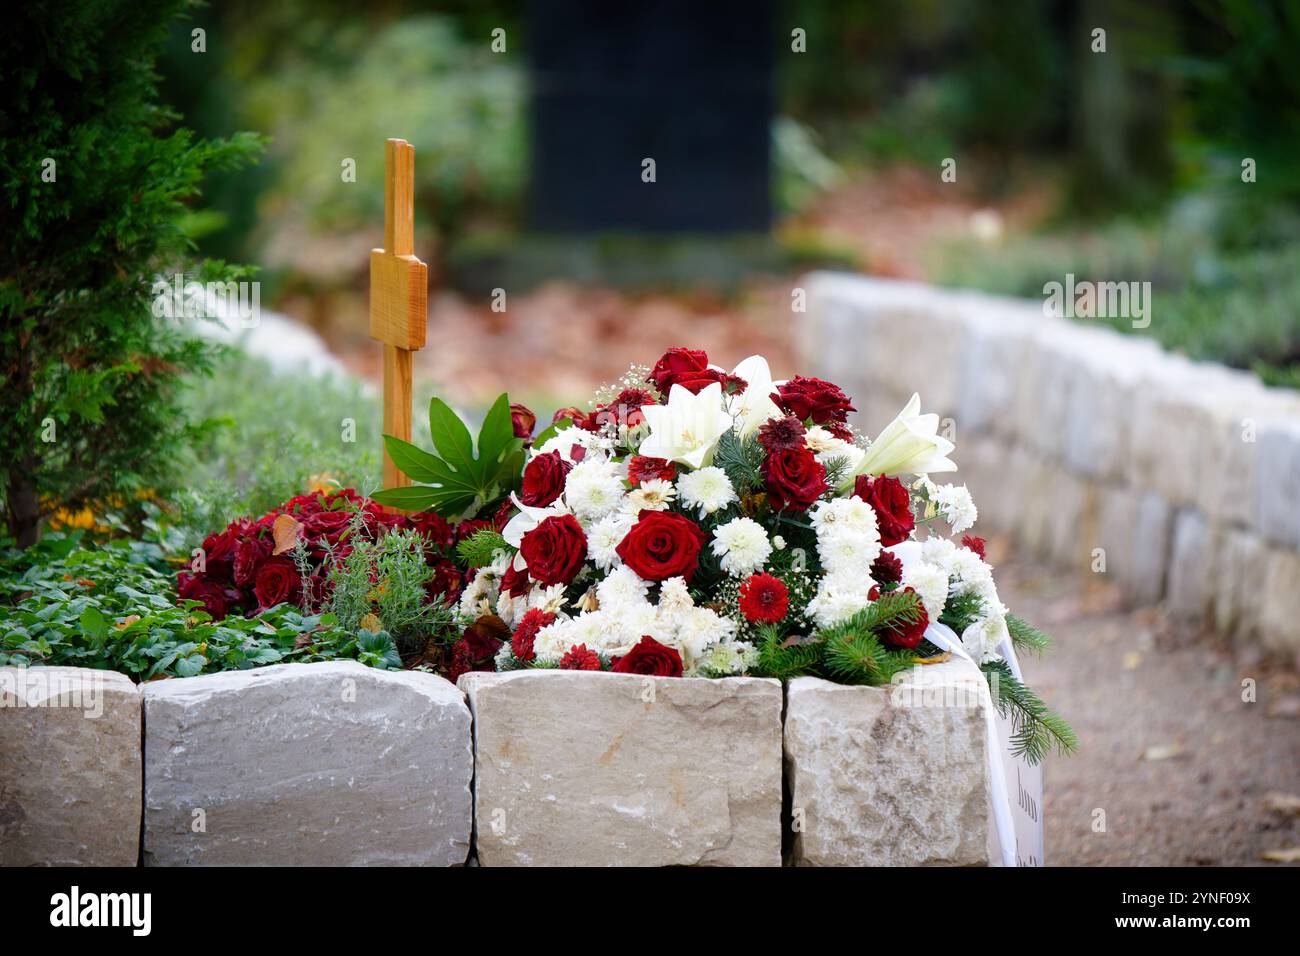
[369, 139, 428, 498]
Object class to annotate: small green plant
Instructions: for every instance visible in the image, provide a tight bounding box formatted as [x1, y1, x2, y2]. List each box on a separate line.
[0, 534, 397, 678]
[325, 527, 456, 660]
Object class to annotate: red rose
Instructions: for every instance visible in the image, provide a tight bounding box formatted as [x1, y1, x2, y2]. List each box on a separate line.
[519, 514, 588, 586]
[776, 376, 856, 425]
[627, 456, 677, 485]
[738, 572, 790, 623]
[198, 527, 240, 583]
[407, 511, 453, 549]
[615, 510, 706, 582]
[648, 347, 711, 393]
[521, 450, 572, 507]
[611, 636, 684, 677]
[177, 573, 241, 619]
[232, 536, 270, 587]
[853, 475, 914, 547]
[302, 509, 354, 544]
[511, 607, 555, 663]
[961, 535, 986, 560]
[877, 587, 929, 650]
[253, 556, 301, 611]
[510, 403, 537, 440]
[762, 446, 827, 511]
[559, 643, 602, 670]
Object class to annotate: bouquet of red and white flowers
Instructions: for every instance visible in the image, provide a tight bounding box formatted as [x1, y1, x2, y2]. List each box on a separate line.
[377, 346, 1075, 763]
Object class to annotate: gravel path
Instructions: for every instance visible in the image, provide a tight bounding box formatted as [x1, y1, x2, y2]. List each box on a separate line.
[992, 542, 1300, 866]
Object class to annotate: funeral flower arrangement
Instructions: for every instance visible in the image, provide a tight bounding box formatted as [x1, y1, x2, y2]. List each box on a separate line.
[374, 347, 1076, 763]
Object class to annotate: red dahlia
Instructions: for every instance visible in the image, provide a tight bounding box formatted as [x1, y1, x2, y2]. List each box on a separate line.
[961, 535, 986, 559]
[869, 551, 903, 587]
[757, 415, 807, 453]
[511, 608, 555, 663]
[627, 455, 677, 485]
[738, 572, 790, 623]
[559, 643, 603, 671]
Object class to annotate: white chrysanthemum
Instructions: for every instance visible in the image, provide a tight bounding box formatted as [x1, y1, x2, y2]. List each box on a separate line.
[772, 534, 786, 550]
[674, 606, 737, 661]
[604, 604, 666, 655]
[903, 560, 950, 621]
[711, 516, 772, 577]
[809, 497, 880, 538]
[563, 459, 626, 522]
[961, 612, 1008, 664]
[806, 569, 874, 627]
[920, 536, 959, 568]
[657, 576, 695, 620]
[625, 478, 676, 513]
[528, 583, 570, 617]
[677, 466, 738, 516]
[596, 565, 651, 609]
[947, 548, 997, 602]
[587, 512, 634, 571]
[815, 529, 879, 575]
[533, 617, 576, 663]
[458, 566, 499, 618]
[934, 483, 978, 534]
[803, 425, 844, 454]
[695, 640, 758, 677]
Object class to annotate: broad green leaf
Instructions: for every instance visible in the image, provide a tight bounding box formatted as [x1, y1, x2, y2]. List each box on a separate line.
[427, 397, 475, 466]
[382, 434, 444, 484]
[371, 486, 442, 511]
[79, 606, 108, 643]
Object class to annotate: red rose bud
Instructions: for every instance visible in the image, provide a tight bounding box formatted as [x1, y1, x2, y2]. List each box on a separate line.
[510, 403, 536, 440]
[961, 535, 986, 559]
[519, 514, 588, 586]
[854, 475, 915, 547]
[611, 636, 684, 677]
[521, 450, 573, 507]
[776, 376, 856, 424]
[762, 445, 828, 511]
[560, 643, 603, 670]
[615, 510, 707, 582]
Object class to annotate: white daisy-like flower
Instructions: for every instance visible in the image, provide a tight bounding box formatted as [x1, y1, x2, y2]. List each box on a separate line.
[695, 639, 758, 677]
[933, 483, 978, 533]
[563, 458, 626, 522]
[624, 478, 676, 513]
[458, 565, 500, 618]
[676, 466, 738, 516]
[596, 565, 652, 609]
[903, 560, 951, 621]
[533, 617, 576, 663]
[806, 569, 874, 628]
[587, 511, 634, 571]
[711, 516, 772, 577]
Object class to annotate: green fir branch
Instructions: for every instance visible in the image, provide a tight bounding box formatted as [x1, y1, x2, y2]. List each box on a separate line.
[456, 529, 513, 568]
[1006, 614, 1053, 656]
[713, 429, 766, 495]
[982, 660, 1078, 764]
[939, 590, 985, 634]
[752, 625, 823, 681]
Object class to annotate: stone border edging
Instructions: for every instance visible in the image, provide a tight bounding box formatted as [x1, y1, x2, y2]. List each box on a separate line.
[803, 272, 1300, 656]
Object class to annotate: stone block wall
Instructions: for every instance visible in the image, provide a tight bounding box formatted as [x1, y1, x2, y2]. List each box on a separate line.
[803, 272, 1300, 657]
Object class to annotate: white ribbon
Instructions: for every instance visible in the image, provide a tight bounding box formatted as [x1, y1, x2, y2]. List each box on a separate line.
[922, 621, 1026, 867]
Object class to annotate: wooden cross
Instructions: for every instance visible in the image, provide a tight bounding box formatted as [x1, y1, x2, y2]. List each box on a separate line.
[369, 138, 428, 494]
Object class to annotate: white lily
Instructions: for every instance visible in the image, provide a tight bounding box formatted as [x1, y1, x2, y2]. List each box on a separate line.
[727, 354, 784, 438]
[848, 393, 957, 483]
[638, 382, 734, 470]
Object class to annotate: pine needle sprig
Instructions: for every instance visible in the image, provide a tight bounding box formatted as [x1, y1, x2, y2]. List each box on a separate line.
[938, 590, 985, 634]
[753, 625, 823, 681]
[714, 429, 765, 495]
[1006, 614, 1053, 656]
[982, 660, 1078, 764]
[456, 529, 513, 568]
[812, 590, 925, 685]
